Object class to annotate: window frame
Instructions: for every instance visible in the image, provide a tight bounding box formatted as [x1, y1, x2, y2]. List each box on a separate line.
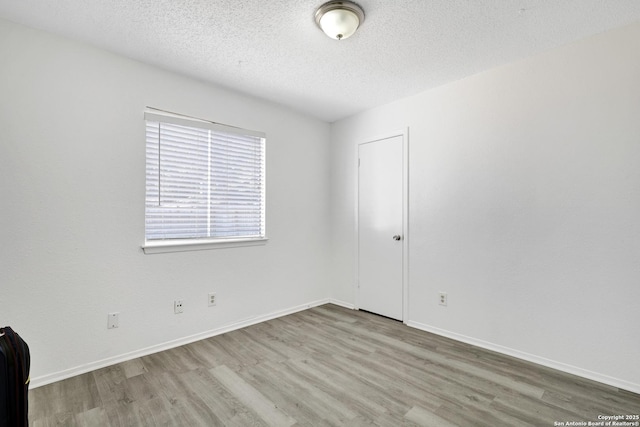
[141, 109, 267, 254]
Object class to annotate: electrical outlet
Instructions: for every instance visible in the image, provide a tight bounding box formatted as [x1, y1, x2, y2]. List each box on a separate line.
[107, 312, 119, 329]
[208, 292, 217, 307]
[439, 292, 448, 306]
[174, 300, 184, 314]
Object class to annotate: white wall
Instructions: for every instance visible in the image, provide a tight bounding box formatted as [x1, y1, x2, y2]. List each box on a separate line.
[330, 22, 640, 393]
[0, 18, 331, 386]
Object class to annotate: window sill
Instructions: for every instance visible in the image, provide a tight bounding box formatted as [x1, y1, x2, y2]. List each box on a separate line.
[142, 237, 268, 254]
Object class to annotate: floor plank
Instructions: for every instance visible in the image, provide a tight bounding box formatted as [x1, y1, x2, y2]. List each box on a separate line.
[210, 365, 296, 427]
[29, 304, 640, 426]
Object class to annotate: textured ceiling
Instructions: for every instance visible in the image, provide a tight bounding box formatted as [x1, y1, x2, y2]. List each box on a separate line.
[1, 1, 640, 122]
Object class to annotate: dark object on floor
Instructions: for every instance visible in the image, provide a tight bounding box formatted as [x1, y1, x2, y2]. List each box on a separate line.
[0, 326, 31, 427]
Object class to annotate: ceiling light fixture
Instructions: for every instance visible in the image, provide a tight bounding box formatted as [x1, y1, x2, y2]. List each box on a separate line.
[315, 1, 365, 40]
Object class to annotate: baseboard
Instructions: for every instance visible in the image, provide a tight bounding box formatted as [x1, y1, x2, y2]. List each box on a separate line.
[328, 299, 355, 310]
[32, 304, 638, 395]
[31, 298, 331, 388]
[406, 320, 640, 395]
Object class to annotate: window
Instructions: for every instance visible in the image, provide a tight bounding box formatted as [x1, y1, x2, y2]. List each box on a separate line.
[142, 109, 266, 253]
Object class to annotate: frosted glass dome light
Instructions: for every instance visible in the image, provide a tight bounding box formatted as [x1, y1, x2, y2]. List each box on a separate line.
[315, 1, 365, 40]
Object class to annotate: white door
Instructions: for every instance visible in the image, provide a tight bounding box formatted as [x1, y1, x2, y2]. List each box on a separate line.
[358, 135, 404, 320]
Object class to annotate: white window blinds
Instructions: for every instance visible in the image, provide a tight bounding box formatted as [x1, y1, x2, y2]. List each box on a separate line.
[144, 110, 265, 242]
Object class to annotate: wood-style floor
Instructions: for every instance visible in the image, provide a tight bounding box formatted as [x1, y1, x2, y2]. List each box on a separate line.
[29, 304, 639, 426]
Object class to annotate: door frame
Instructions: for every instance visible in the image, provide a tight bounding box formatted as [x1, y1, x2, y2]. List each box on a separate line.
[354, 128, 409, 323]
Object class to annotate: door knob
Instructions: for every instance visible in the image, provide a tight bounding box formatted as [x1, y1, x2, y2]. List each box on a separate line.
[393, 235, 402, 241]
